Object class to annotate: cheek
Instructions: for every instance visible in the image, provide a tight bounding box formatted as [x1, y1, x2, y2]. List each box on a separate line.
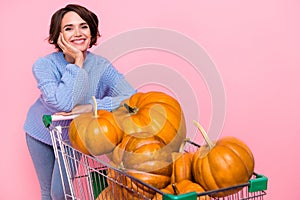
[62, 32, 72, 41]
[85, 32, 92, 44]
[85, 31, 92, 39]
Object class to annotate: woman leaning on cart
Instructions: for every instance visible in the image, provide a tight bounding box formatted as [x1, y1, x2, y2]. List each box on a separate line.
[24, 4, 136, 200]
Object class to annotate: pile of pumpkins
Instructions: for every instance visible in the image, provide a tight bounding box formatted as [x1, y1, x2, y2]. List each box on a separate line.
[68, 91, 255, 199]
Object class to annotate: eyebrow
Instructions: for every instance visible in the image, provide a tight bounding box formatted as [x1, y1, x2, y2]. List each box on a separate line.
[63, 22, 88, 29]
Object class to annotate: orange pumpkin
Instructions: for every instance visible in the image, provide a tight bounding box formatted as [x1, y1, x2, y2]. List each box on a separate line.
[106, 162, 170, 200]
[111, 132, 173, 198]
[126, 169, 171, 197]
[101, 164, 138, 200]
[192, 121, 255, 197]
[153, 180, 207, 200]
[69, 97, 124, 156]
[112, 132, 173, 176]
[171, 139, 194, 183]
[113, 91, 186, 152]
[96, 186, 117, 200]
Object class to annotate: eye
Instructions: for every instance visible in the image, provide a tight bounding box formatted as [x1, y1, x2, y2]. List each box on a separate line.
[81, 25, 89, 29]
[64, 27, 72, 31]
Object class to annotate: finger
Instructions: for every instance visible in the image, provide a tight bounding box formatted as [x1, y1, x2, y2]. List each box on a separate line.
[54, 112, 72, 116]
[60, 33, 67, 46]
[57, 33, 65, 51]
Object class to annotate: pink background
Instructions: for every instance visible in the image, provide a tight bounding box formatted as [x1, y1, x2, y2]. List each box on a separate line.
[1, 0, 299, 199]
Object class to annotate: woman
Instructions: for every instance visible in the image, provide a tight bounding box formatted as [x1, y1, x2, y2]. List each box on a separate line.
[24, 4, 136, 199]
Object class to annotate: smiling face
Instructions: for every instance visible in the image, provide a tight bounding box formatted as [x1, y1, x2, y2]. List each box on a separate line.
[61, 11, 91, 53]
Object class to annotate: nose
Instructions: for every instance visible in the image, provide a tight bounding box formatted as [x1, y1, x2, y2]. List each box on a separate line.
[74, 27, 82, 36]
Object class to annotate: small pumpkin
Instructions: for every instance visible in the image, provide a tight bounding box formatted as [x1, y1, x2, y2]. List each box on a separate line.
[96, 186, 116, 200]
[126, 169, 171, 196]
[153, 179, 207, 200]
[113, 91, 186, 152]
[102, 163, 137, 200]
[69, 96, 124, 155]
[171, 139, 194, 183]
[192, 121, 255, 197]
[107, 162, 170, 199]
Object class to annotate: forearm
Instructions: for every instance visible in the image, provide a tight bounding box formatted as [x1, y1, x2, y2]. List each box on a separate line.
[34, 60, 89, 112]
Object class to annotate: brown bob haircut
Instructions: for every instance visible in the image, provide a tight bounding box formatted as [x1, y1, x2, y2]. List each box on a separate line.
[48, 4, 100, 51]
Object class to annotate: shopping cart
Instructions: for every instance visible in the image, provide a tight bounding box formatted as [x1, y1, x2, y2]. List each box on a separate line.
[43, 114, 268, 200]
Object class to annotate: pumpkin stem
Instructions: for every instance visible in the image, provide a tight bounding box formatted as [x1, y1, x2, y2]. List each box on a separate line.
[193, 120, 214, 149]
[123, 103, 138, 114]
[92, 96, 98, 118]
[179, 138, 190, 153]
[172, 183, 180, 195]
[119, 162, 126, 171]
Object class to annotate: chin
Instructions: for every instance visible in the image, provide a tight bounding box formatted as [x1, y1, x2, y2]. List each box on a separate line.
[75, 46, 88, 52]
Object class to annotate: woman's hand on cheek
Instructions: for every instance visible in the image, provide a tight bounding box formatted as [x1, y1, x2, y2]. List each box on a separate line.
[58, 33, 84, 67]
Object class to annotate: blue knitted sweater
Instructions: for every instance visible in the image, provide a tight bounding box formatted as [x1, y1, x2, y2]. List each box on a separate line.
[24, 51, 136, 145]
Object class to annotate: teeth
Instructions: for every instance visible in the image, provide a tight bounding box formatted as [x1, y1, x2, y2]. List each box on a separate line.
[73, 39, 84, 44]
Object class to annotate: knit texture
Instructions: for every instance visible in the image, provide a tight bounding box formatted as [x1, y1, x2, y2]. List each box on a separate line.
[24, 51, 136, 145]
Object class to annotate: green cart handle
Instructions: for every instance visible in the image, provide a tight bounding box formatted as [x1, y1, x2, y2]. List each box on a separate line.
[42, 114, 79, 128]
[162, 173, 268, 200]
[43, 115, 52, 128]
[249, 174, 268, 192]
[163, 192, 197, 200]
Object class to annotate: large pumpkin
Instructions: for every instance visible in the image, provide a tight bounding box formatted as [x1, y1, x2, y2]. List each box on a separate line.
[113, 91, 186, 152]
[69, 97, 124, 156]
[112, 132, 172, 198]
[112, 132, 173, 176]
[192, 121, 255, 197]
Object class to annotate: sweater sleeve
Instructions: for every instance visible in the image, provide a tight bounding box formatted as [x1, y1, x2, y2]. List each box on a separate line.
[89, 64, 136, 111]
[32, 57, 89, 112]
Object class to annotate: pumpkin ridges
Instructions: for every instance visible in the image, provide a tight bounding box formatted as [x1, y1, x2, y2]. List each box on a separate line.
[220, 137, 254, 156]
[126, 169, 171, 190]
[127, 92, 143, 107]
[113, 132, 173, 173]
[113, 91, 186, 152]
[132, 160, 172, 176]
[223, 144, 254, 178]
[123, 92, 182, 128]
[217, 138, 254, 176]
[70, 108, 124, 156]
[192, 148, 202, 183]
[112, 135, 132, 166]
[175, 180, 206, 194]
[121, 108, 185, 151]
[219, 138, 255, 178]
[127, 103, 181, 132]
[149, 104, 181, 127]
[84, 110, 124, 155]
[171, 151, 193, 183]
[142, 101, 181, 116]
[208, 146, 246, 189]
[69, 120, 90, 155]
[141, 102, 182, 127]
[140, 92, 180, 108]
[144, 105, 185, 148]
[123, 133, 166, 151]
[101, 111, 124, 143]
[203, 154, 220, 191]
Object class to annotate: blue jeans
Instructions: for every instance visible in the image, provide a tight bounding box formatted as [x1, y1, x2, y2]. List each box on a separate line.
[26, 133, 71, 200]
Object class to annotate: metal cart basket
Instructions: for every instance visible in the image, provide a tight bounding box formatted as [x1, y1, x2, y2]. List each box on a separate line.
[43, 115, 268, 200]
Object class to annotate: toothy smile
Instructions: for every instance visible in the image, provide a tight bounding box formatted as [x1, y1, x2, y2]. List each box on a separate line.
[71, 39, 86, 44]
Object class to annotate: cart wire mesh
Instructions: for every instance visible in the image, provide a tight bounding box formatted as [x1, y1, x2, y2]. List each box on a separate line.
[44, 115, 268, 200]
